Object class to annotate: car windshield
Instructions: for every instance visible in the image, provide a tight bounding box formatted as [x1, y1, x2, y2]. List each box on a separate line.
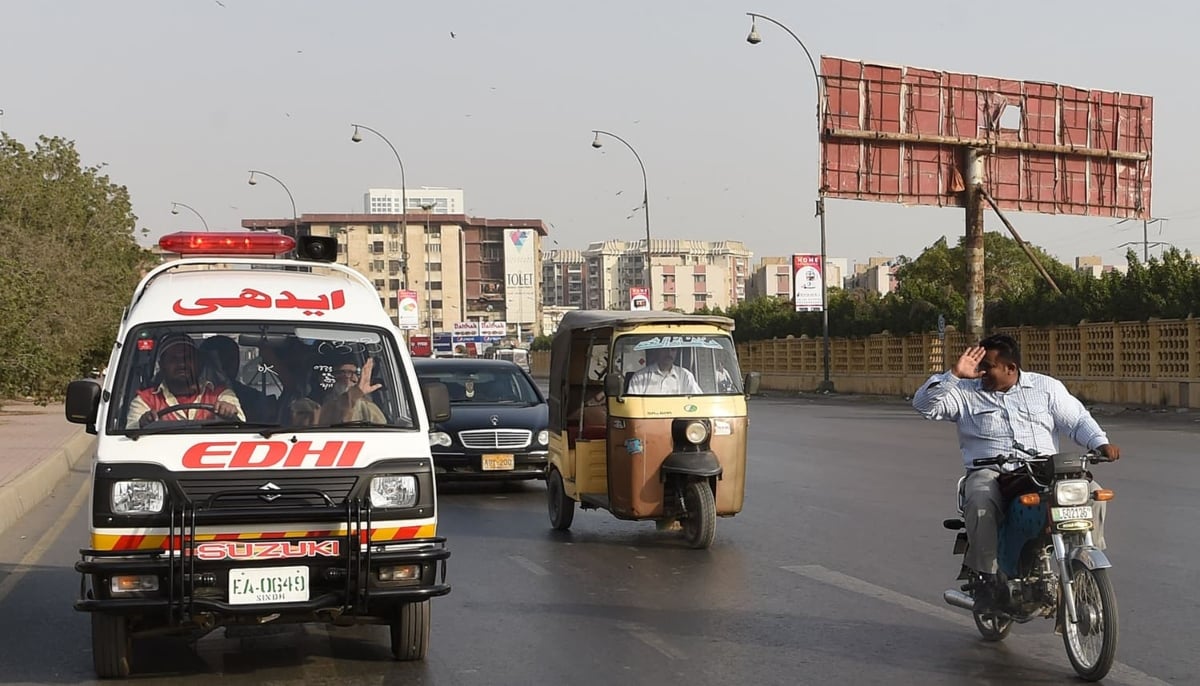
[109, 324, 417, 435]
[611, 333, 743, 396]
[417, 365, 541, 405]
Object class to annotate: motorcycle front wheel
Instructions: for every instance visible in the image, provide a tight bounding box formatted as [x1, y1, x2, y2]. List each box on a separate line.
[1062, 562, 1119, 682]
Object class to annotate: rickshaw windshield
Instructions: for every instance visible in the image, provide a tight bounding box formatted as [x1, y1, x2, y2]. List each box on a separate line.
[612, 333, 742, 396]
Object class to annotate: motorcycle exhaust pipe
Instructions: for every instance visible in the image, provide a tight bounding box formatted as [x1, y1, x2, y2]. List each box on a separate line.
[943, 589, 975, 611]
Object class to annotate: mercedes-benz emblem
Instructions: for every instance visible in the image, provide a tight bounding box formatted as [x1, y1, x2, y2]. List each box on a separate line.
[259, 481, 282, 502]
[490, 415, 500, 426]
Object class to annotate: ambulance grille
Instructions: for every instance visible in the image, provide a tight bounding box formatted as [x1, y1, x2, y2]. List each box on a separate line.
[176, 474, 360, 507]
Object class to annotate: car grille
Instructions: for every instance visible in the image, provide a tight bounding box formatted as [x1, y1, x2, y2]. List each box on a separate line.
[176, 474, 360, 507]
[458, 429, 532, 450]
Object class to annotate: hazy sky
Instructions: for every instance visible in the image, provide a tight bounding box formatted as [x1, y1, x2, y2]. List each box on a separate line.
[3, 0, 1193, 267]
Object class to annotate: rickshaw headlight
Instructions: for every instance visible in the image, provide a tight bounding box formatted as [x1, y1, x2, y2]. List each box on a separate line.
[1055, 479, 1090, 506]
[537, 430, 549, 446]
[684, 421, 709, 445]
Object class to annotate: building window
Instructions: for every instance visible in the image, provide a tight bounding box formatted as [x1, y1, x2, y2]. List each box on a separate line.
[427, 281, 443, 290]
[388, 260, 402, 274]
[431, 300, 443, 309]
[371, 241, 384, 254]
[373, 279, 385, 289]
[371, 224, 384, 234]
[388, 296, 398, 308]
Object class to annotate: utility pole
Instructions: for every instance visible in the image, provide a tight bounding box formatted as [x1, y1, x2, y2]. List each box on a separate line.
[1117, 216, 1167, 261]
[963, 148, 986, 341]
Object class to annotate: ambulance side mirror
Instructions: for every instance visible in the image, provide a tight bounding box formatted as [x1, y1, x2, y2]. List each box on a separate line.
[422, 381, 452, 423]
[66, 379, 102, 434]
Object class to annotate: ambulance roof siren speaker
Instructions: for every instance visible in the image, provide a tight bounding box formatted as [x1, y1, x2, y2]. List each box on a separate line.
[296, 235, 338, 263]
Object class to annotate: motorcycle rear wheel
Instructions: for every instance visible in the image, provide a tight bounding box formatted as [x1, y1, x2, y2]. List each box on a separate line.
[1062, 563, 1118, 682]
[973, 610, 1013, 641]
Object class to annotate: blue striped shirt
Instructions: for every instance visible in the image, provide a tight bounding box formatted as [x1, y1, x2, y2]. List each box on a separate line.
[912, 369, 1109, 469]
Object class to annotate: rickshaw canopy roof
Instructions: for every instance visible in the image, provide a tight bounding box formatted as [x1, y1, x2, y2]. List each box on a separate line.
[552, 310, 735, 339]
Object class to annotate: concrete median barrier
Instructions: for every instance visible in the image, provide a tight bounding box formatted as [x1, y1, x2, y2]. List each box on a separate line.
[0, 429, 95, 538]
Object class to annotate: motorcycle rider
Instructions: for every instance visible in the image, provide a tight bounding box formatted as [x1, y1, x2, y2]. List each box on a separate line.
[912, 334, 1120, 611]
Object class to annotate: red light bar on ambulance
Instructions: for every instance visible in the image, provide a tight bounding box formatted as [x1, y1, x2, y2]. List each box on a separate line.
[158, 231, 296, 256]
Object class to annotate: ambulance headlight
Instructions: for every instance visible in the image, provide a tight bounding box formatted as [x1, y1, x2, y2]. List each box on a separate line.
[428, 431, 452, 447]
[370, 475, 418, 509]
[111, 480, 166, 514]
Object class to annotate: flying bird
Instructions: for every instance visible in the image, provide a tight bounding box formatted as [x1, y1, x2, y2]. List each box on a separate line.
[615, 190, 623, 196]
[214, 0, 225, 6]
[450, 31, 456, 38]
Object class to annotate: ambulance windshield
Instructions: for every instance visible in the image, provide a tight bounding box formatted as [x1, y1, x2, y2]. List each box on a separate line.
[110, 325, 416, 434]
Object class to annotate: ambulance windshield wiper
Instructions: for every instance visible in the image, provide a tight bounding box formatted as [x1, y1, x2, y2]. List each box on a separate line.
[128, 419, 277, 440]
[258, 420, 411, 438]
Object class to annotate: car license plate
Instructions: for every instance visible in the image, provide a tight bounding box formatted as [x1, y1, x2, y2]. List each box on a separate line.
[1051, 506, 1093, 522]
[228, 566, 309, 605]
[482, 453, 515, 471]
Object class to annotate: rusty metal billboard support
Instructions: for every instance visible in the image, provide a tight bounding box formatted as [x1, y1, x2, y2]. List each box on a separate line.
[981, 189, 1063, 295]
[817, 197, 832, 393]
[964, 148, 986, 340]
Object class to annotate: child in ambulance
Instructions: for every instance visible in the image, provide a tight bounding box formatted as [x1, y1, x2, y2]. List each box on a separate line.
[126, 334, 244, 429]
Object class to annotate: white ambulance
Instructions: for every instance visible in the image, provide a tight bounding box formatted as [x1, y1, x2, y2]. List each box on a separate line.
[65, 231, 452, 678]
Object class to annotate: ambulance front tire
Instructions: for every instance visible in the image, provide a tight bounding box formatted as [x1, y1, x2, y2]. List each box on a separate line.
[92, 612, 133, 678]
[390, 600, 431, 661]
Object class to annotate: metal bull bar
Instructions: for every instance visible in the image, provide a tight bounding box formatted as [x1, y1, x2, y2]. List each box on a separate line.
[76, 491, 450, 622]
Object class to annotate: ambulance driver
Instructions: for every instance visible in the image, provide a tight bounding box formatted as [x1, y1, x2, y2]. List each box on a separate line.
[126, 334, 245, 428]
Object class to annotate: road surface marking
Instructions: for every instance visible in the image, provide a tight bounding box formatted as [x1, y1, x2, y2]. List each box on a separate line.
[0, 476, 89, 605]
[617, 621, 686, 660]
[782, 564, 1173, 686]
[508, 555, 550, 576]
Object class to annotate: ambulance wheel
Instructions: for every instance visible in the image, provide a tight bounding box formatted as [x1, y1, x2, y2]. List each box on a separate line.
[92, 612, 132, 678]
[390, 600, 431, 661]
[547, 467, 574, 531]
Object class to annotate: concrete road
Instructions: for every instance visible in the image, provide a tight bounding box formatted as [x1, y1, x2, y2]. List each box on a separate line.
[0, 396, 1194, 685]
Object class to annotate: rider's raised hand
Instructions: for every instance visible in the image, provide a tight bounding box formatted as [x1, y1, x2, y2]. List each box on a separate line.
[357, 357, 383, 395]
[951, 346, 986, 379]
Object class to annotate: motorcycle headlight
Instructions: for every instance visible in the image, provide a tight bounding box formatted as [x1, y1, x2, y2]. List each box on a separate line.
[111, 480, 165, 514]
[1055, 479, 1091, 506]
[537, 430, 549, 446]
[428, 431, 452, 447]
[684, 421, 709, 445]
[370, 475, 418, 509]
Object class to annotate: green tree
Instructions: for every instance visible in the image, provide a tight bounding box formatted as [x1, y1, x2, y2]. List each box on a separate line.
[0, 134, 149, 401]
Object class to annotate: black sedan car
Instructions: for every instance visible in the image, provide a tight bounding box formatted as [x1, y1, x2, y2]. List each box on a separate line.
[413, 358, 549, 481]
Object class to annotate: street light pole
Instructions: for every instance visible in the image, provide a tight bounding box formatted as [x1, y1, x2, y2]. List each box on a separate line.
[420, 202, 435, 340]
[247, 170, 297, 236]
[351, 124, 409, 291]
[170, 202, 210, 232]
[746, 11, 834, 392]
[591, 130, 653, 309]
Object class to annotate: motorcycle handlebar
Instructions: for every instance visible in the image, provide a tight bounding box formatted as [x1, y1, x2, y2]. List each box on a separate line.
[971, 456, 1005, 467]
[971, 452, 1113, 468]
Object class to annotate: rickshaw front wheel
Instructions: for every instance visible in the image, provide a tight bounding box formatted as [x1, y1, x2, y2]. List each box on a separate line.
[681, 480, 716, 549]
[547, 467, 575, 531]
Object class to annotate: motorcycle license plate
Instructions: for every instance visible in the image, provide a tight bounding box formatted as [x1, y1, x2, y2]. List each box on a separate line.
[482, 454, 515, 471]
[1051, 506, 1093, 522]
[229, 566, 309, 605]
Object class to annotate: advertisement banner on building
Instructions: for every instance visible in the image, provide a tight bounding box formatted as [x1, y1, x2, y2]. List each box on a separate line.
[397, 289, 420, 329]
[503, 228, 537, 324]
[479, 321, 508, 338]
[792, 254, 823, 312]
[452, 321, 479, 336]
[629, 286, 650, 311]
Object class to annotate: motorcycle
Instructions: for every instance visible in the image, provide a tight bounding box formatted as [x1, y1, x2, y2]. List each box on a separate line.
[941, 443, 1118, 681]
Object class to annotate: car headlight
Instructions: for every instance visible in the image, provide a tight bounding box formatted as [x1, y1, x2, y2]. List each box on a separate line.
[684, 421, 708, 445]
[537, 430, 549, 446]
[370, 475, 418, 509]
[111, 480, 165, 514]
[1055, 479, 1091, 506]
[429, 431, 452, 447]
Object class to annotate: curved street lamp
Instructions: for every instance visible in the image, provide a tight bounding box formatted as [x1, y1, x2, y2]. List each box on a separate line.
[170, 201, 210, 232]
[591, 129, 653, 308]
[247, 170, 297, 235]
[746, 11, 834, 392]
[351, 123, 410, 290]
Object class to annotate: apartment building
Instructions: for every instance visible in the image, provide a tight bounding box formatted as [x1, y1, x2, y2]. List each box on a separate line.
[363, 188, 464, 215]
[746, 257, 793, 300]
[242, 213, 547, 336]
[541, 249, 586, 308]
[578, 239, 751, 312]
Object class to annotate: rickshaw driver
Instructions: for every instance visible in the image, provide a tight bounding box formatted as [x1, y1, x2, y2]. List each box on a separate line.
[626, 346, 702, 395]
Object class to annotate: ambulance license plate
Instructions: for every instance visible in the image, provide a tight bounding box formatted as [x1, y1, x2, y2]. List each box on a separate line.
[482, 454, 515, 471]
[229, 566, 309, 605]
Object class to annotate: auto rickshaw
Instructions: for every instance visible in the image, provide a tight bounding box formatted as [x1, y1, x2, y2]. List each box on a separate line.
[545, 311, 759, 548]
